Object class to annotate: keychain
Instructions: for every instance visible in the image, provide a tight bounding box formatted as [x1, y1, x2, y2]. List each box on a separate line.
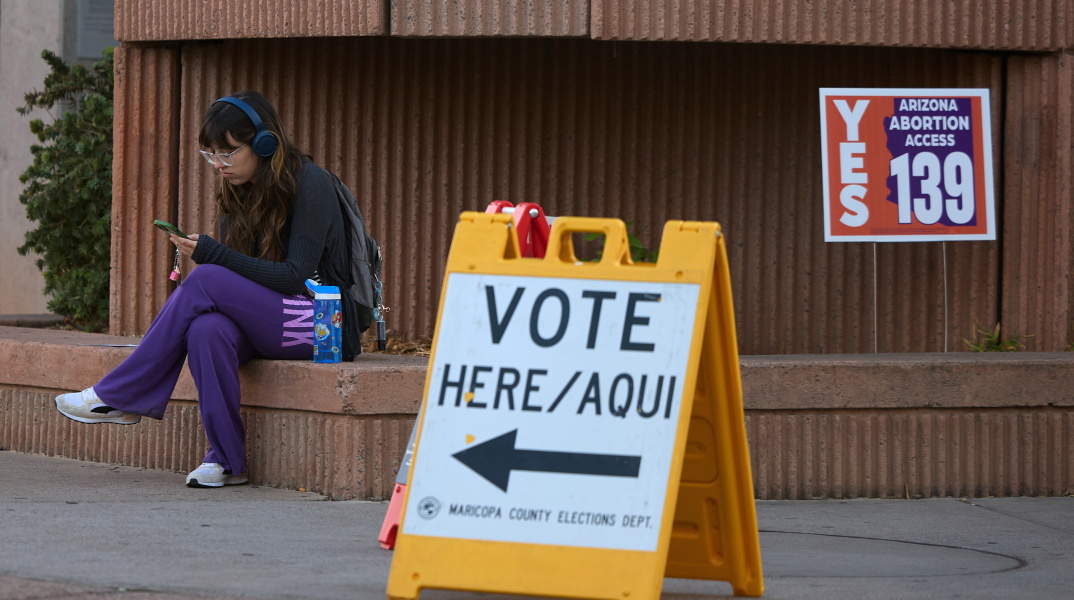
[170, 247, 181, 282]
[374, 274, 389, 350]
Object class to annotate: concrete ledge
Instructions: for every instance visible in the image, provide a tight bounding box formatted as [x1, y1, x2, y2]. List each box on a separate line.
[0, 326, 425, 500]
[0, 326, 427, 414]
[2, 326, 1072, 499]
[742, 352, 1074, 410]
[0, 314, 64, 328]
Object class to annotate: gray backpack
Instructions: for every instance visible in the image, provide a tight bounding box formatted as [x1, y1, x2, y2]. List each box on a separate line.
[324, 169, 386, 349]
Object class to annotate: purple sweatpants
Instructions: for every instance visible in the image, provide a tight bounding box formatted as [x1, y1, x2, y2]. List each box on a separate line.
[94, 264, 314, 476]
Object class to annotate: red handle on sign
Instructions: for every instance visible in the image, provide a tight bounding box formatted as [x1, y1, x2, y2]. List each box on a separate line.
[485, 200, 514, 214]
[511, 202, 550, 258]
[543, 217, 632, 266]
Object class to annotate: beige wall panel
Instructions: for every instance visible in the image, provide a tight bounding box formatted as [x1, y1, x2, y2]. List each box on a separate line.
[1, 388, 412, 500]
[1002, 52, 1074, 351]
[111, 45, 182, 336]
[161, 39, 1005, 354]
[749, 408, 1074, 499]
[391, 0, 588, 36]
[8, 387, 1070, 500]
[0, 2, 64, 315]
[592, 0, 1074, 50]
[244, 409, 413, 500]
[114, 0, 386, 41]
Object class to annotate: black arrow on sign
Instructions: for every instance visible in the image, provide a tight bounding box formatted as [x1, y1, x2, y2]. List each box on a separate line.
[452, 429, 642, 492]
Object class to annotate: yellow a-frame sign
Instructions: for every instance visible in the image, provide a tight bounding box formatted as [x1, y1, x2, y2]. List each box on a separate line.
[387, 213, 763, 599]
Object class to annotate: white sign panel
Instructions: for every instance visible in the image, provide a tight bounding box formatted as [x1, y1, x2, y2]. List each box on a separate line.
[402, 273, 701, 552]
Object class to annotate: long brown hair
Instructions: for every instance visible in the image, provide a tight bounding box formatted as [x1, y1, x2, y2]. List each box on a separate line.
[198, 91, 304, 261]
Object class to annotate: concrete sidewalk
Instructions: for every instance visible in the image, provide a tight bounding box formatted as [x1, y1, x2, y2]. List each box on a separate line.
[0, 451, 1071, 600]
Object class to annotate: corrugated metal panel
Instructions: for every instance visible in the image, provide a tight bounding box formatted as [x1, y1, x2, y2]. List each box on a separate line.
[178, 38, 453, 343]
[8, 387, 1071, 499]
[245, 409, 413, 500]
[591, 0, 1074, 50]
[114, 0, 386, 41]
[1002, 53, 1074, 352]
[175, 38, 437, 341]
[0, 389, 412, 500]
[391, 0, 588, 36]
[149, 38, 1006, 353]
[746, 409, 1074, 499]
[110, 45, 181, 337]
[112, 0, 1074, 50]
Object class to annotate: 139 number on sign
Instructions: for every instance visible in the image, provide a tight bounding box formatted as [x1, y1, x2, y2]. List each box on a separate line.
[891, 151, 976, 225]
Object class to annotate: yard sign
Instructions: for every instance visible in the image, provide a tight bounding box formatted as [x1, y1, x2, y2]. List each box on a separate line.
[386, 213, 763, 600]
[820, 88, 996, 242]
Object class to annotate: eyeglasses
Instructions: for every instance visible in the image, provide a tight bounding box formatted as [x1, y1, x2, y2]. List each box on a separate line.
[198, 143, 247, 167]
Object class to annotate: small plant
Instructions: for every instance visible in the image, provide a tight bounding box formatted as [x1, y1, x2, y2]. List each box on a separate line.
[964, 323, 1028, 352]
[17, 48, 114, 331]
[583, 222, 659, 263]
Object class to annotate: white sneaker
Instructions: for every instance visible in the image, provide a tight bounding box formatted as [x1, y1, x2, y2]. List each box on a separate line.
[185, 463, 249, 488]
[55, 388, 141, 425]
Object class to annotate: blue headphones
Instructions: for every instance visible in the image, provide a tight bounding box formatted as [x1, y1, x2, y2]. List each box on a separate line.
[214, 96, 279, 157]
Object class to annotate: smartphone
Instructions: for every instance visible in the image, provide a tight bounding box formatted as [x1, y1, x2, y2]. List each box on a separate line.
[153, 219, 189, 239]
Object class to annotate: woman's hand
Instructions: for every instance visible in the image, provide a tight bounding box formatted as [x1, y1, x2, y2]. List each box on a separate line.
[170, 233, 200, 260]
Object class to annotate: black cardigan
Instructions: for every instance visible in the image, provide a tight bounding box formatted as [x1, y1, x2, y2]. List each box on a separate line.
[191, 159, 361, 360]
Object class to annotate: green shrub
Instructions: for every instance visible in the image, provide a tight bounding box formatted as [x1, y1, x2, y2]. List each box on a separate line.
[583, 222, 660, 263]
[17, 48, 114, 331]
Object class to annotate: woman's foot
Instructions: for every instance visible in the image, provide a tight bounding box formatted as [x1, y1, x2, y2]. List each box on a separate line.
[55, 388, 141, 425]
[185, 463, 249, 488]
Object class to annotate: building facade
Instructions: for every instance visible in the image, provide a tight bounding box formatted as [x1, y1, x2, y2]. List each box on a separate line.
[110, 0, 1073, 355]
